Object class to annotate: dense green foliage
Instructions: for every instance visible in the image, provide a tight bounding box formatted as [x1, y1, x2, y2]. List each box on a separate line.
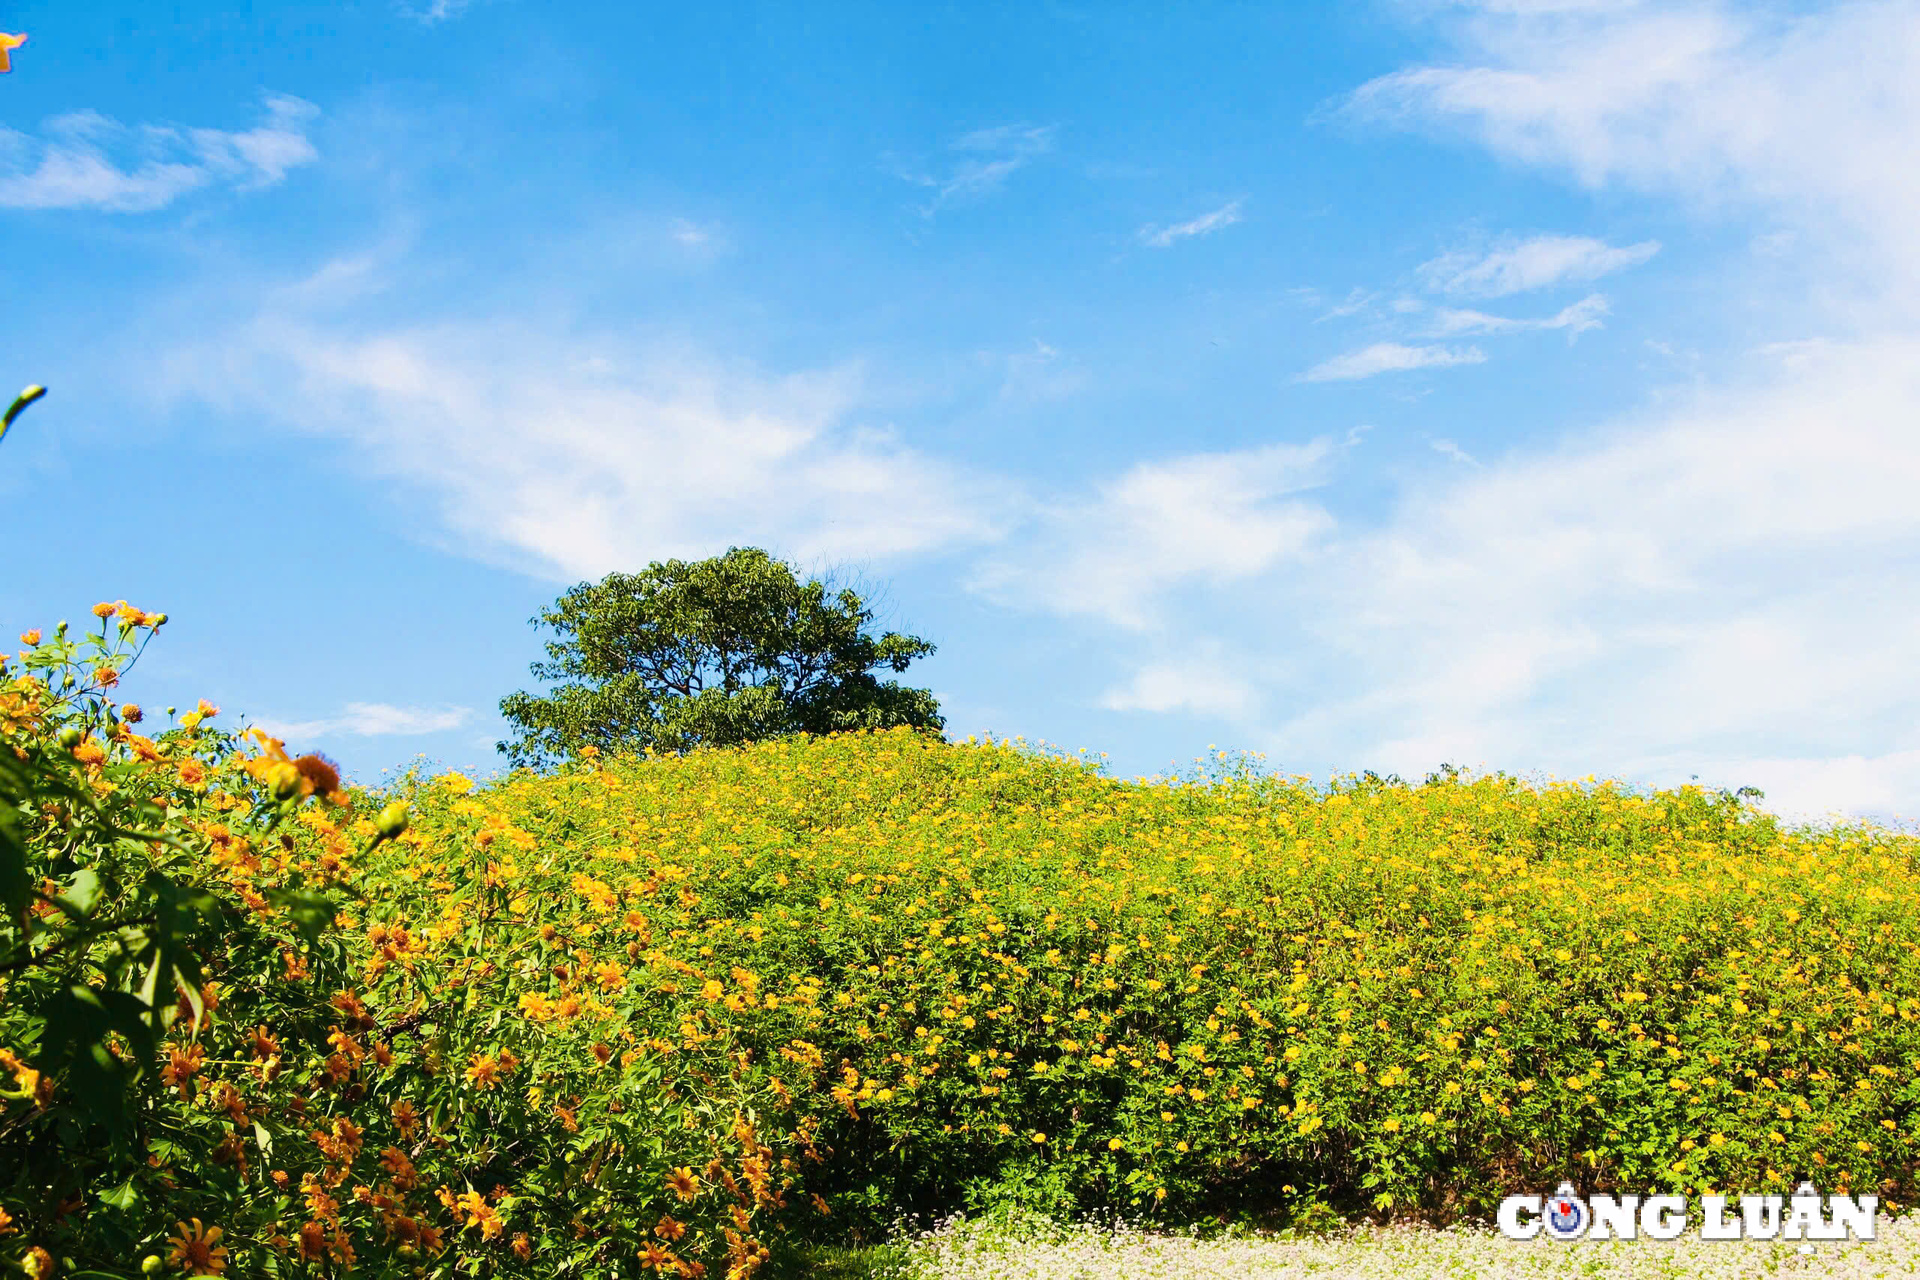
[0, 615, 807, 1279]
[386, 732, 1920, 1241]
[497, 549, 943, 769]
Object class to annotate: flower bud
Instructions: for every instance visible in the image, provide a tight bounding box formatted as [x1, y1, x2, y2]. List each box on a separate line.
[55, 726, 83, 750]
[268, 761, 303, 800]
[141, 1257, 164, 1276]
[375, 801, 410, 841]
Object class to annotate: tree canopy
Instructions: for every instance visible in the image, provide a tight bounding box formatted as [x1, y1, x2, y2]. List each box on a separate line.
[497, 547, 944, 768]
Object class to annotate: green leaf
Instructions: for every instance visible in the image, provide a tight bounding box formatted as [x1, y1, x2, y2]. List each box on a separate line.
[55, 868, 103, 920]
[41, 984, 154, 1131]
[0, 383, 45, 437]
[266, 886, 336, 947]
[97, 1177, 141, 1212]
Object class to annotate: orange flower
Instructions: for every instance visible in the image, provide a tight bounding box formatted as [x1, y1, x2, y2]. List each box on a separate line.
[0, 1207, 13, 1236]
[90, 601, 117, 619]
[655, 1215, 686, 1241]
[247, 1026, 280, 1060]
[292, 752, 343, 800]
[297, 1221, 326, 1262]
[640, 1240, 673, 1270]
[465, 1054, 501, 1090]
[380, 1146, 419, 1190]
[511, 1233, 533, 1261]
[166, 1218, 229, 1275]
[22, 1247, 51, 1278]
[177, 760, 206, 787]
[454, 1190, 503, 1240]
[120, 703, 142, 723]
[392, 1098, 420, 1138]
[160, 1044, 204, 1098]
[666, 1167, 700, 1201]
[18, 629, 39, 646]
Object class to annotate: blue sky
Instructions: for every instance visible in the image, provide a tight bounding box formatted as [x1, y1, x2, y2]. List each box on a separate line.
[4, 0, 1918, 827]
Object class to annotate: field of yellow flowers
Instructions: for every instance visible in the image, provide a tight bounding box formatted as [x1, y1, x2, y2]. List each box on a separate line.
[9, 605, 1920, 1279]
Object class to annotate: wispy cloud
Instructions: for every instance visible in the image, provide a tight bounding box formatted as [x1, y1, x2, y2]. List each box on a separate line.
[1430, 438, 1480, 466]
[1100, 655, 1261, 719]
[168, 284, 1011, 582]
[971, 440, 1338, 630]
[1417, 292, 1610, 339]
[669, 218, 713, 247]
[1139, 199, 1244, 248]
[1417, 235, 1660, 297]
[1014, 334, 1920, 824]
[1342, 1, 1920, 303]
[1313, 288, 1380, 323]
[399, 0, 474, 22]
[1297, 342, 1487, 382]
[249, 702, 471, 743]
[895, 124, 1056, 214]
[0, 94, 318, 212]
[981, 339, 1088, 404]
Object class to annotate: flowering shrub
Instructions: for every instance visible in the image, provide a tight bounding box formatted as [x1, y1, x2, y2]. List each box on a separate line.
[379, 730, 1920, 1237]
[11, 608, 1920, 1278]
[0, 610, 805, 1278]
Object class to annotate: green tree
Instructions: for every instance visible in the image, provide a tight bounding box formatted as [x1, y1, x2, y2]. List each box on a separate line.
[497, 547, 945, 768]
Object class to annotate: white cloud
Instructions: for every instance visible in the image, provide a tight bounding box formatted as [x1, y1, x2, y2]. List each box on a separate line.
[1660, 748, 1920, 831]
[0, 94, 318, 212]
[1101, 658, 1261, 719]
[168, 302, 1010, 582]
[1341, 0, 1920, 306]
[1037, 333, 1920, 822]
[249, 702, 471, 742]
[669, 218, 712, 246]
[1139, 199, 1244, 248]
[1313, 288, 1380, 322]
[896, 124, 1056, 213]
[982, 339, 1088, 403]
[971, 440, 1338, 630]
[1418, 292, 1610, 339]
[967, 0, 1920, 822]
[1429, 438, 1479, 465]
[1417, 235, 1660, 297]
[399, 0, 475, 21]
[1298, 342, 1487, 382]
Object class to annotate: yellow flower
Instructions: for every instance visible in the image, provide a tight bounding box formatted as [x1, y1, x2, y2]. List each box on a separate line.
[167, 1218, 229, 1275]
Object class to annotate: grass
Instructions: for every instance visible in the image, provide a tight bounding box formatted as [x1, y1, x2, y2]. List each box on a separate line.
[783, 1211, 1920, 1279]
